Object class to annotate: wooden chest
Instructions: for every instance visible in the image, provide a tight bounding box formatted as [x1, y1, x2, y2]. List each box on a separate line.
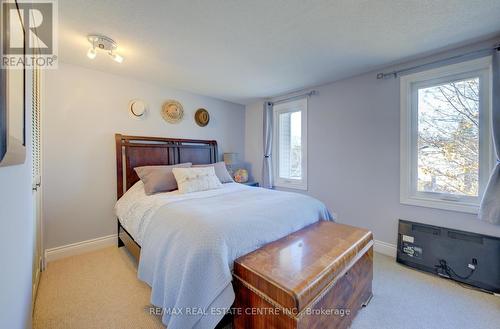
[233, 221, 373, 329]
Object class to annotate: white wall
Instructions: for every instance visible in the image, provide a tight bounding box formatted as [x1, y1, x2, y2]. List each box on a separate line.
[43, 63, 246, 249]
[0, 164, 34, 329]
[0, 88, 34, 328]
[244, 101, 264, 183]
[245, 41, 500, 245]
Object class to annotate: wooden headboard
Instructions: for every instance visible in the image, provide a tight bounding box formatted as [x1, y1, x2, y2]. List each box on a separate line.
[115, 134, 218, 199]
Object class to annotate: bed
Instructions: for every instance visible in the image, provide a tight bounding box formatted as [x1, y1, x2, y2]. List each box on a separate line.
[114, 134, 334, 329]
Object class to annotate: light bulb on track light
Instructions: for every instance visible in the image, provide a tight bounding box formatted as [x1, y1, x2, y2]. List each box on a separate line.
[87, 47, 96, 59]
[110, 52, 124, 63]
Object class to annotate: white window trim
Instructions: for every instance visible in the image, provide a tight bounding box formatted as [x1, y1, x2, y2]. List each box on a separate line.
[273, 98, 308, 190]
[400, 56, 493, 214]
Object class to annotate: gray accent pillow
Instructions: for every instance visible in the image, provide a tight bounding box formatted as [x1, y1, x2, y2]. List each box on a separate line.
[134, 163, 192, 195]
[193, 161, 234, 183]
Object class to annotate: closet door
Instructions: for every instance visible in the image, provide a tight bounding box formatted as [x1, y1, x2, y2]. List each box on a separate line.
[32, 64, 42, 304]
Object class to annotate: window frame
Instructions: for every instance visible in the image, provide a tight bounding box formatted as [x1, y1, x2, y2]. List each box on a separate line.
[400, 57, 493, 214]
[273, 98, 308, 190]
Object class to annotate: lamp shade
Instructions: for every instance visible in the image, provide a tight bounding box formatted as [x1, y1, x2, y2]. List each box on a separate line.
[223, 152, 238, 165]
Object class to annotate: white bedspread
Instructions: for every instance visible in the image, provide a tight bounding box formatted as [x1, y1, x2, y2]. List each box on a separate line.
[116, 183, 333, 329]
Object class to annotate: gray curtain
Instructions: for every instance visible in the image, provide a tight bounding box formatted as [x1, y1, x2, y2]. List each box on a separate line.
[262, 102, 274, 189]
[479, 49, 500, 225]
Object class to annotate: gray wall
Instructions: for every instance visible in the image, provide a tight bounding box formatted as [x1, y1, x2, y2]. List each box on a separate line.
[43, 63, 246, 249]
[0, 98, 34, 327]
[245, 40, 500, 245]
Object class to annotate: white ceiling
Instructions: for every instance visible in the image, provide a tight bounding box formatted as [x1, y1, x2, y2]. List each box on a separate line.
[58, 0, 500, 104]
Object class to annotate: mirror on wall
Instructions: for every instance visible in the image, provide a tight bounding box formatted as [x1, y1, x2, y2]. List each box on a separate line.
[0, 2, 26, 167]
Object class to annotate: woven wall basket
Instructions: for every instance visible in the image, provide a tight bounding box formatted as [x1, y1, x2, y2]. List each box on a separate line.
[161, 100, 184, 124]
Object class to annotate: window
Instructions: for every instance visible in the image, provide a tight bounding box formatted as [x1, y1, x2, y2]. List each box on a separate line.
[400, 57, 493, 213]
[273, 98, 307, 190]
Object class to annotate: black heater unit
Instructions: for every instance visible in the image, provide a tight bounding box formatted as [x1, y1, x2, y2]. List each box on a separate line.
[397, 219, 500, 293]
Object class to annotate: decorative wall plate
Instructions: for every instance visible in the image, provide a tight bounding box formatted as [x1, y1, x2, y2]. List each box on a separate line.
[129, 99, 148, 118]
[161, 100, 184, 124]
[194, 108, 210, 127]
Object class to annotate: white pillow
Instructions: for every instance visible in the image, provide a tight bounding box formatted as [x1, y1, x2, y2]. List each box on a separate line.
[172, 166, 223, 194]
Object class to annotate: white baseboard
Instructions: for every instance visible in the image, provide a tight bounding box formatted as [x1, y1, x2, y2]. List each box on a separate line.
[44, 235, 395, 263]
[374, 239, 397, 258]
[45, 234, 117, 263]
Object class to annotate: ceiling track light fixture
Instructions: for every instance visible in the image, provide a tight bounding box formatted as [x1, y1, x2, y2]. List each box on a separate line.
[87, 34, 124, 63]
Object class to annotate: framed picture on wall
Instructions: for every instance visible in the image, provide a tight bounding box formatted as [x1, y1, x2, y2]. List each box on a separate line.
[0, 1, 26, 167]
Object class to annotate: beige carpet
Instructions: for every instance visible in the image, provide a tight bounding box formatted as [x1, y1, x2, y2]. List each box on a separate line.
[34, 247, 500, 329]
[34, 247, 164, 329]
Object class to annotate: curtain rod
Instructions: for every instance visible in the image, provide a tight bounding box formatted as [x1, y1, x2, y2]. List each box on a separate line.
[271, 90, 317, 105]
[376, 44, 500, 80]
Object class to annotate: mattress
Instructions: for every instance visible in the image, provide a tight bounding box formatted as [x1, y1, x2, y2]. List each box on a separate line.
[115, 181, 257, 245]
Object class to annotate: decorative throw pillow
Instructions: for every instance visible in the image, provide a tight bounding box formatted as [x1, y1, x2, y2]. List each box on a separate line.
[134, 163, 192, 195]
[193, 161, 234, 183]
[172, 166, 223, 194]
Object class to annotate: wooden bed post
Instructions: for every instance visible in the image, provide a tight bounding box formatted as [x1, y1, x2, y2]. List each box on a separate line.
[115, 133, 124, 200]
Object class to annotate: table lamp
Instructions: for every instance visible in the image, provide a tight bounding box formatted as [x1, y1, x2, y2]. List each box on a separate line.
[223, 152, 238, 177]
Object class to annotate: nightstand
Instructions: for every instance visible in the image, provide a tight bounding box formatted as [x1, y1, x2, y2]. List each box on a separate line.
[241, 181, 259, 187]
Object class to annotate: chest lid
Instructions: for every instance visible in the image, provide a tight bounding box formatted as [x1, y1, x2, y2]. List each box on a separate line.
[233, 221, 373, 313]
